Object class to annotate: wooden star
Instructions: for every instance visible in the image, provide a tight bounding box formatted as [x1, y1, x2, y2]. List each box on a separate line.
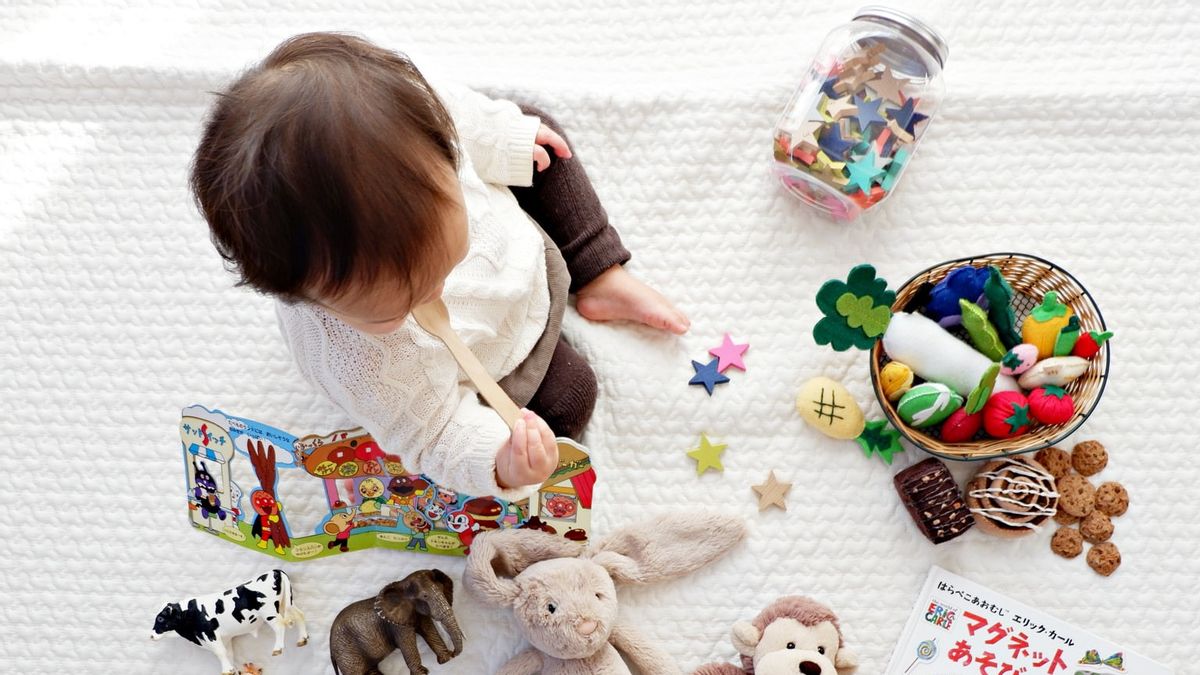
[887, 118, 915, 144]
[687, 433, 727, 475]
[841, 43, 885, 73]
[751, 471, 792, 511]
[821, 95, 857, 122]
[833, 67, 875, 96]
[867, 65, 909, 104]
[811, 151, 848, 185]
[795, 119, 824, 153]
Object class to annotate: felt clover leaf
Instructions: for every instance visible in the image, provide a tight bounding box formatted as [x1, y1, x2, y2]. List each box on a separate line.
[855, 419, 905, 464]
[814, 264, 896, 351]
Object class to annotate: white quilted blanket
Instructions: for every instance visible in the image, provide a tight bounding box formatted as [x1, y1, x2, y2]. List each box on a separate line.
[3, 1, 1198, 673]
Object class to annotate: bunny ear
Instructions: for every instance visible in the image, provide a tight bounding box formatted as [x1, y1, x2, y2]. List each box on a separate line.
[463, 528, 583, 607]
[587, 512, 746, 586]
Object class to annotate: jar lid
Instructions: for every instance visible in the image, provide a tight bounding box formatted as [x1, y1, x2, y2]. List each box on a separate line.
[854, 6, 949, 67]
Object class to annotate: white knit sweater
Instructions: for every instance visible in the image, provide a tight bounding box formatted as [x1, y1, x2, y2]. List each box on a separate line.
[275, 81, 547, 501]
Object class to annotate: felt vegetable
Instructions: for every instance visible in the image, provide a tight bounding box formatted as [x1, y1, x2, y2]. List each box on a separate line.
[880, 361, 914, 402]
[796, 377, 865, 440]
[897, 382, 963, 428]
[882, 312, 1020, 398]
[960, 299, 1006, 360]
[1072, 330, 1113, 359]
[855, 419, 905, 464]
[927, 265, 990, 326]
[965, 363, 999, 415]
[983, 391, 1033, 439]
[1018, 356, 1089, 389]
[1028, 385, 1075, 425]
[813, 264, 895, 351]
[940, 408, 982, 443]
[1000, 344, 1039, 376]
[984, 266, 1022, 348]
[1022, 291, 1074, 359]
[1053, 316, 1081, 356]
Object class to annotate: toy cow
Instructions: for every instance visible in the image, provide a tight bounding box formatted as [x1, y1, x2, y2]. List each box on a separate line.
[150, 569, 308, 675]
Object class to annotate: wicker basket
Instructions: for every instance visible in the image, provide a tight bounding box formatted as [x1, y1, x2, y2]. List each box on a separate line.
[870, 253, 1110, 461]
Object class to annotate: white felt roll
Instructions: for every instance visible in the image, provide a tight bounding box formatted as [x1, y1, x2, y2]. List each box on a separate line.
[883, 312, 1020, 398]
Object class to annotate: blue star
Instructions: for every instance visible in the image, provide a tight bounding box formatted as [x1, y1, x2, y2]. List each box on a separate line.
[853, 95, 887, 131]
[888, 98, 928, 135]
[820, 76, 840, 99]
[818, 124, 856, 161]
[689, 358, 730, 396]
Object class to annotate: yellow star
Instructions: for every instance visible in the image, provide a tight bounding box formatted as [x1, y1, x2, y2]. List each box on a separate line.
[751, 471, 792, 511]
[686, 433, 727, 475]
[867, 66, 909, 105]
[821, 95, 857, 122]
[811, 151, 848, 185]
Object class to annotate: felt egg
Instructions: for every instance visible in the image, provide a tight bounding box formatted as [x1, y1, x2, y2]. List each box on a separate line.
[1072, 331, 1113, 360]
[797, 377, 865, 440]
[1028, 385, 1075, 425]
[897, 382, 963, 428]
[880, 361, 914, 402]
[1021, 291, 1075, 359]
[1000, 344, 1039, 376]
[940, 407, 983, 443]
[1018, 356, 1089, 389]
[983, 391, 1032, 439]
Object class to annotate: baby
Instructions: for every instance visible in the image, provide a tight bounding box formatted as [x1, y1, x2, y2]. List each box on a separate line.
[189, 32, 688, 499]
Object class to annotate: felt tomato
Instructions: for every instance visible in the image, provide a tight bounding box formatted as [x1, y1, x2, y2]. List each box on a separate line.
[1072, 331, 1113, 360]
[940, 408, 983, 443]
[1028, 385, 1075, 425]
[983, 391, 1033, 439]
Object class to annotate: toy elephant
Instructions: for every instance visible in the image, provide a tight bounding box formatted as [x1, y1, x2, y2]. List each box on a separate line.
[465, 511, 746, 675]
[329, 569, 463, 675]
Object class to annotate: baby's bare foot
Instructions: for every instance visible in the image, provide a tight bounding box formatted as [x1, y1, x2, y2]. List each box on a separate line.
[576, 266, 690, 335]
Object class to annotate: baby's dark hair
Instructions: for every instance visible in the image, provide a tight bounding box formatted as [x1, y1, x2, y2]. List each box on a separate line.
[189, 32, 459, 303]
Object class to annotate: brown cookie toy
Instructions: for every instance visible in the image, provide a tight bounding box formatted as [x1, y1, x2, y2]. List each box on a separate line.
[1034, 446, 1072, 479]
[1051, 526, 1083, 558]
[1095, 481, 1129, 517]
[894, 458, 974, 544]
[1087, 541, 1121, 576]
[1079, 511, 1114, 544]
[965, 457, 1058, 537]
[1071, 440, 1108, 476]
[1056, 474, 1096, 517]
[1053, 510, 1079, 526]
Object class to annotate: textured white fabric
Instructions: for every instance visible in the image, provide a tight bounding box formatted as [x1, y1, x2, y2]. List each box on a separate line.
[2, 2, 1199, 674]
[275, 80, 548, 500]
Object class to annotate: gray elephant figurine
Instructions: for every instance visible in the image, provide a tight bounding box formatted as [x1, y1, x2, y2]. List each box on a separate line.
[329, 569, 463, 675]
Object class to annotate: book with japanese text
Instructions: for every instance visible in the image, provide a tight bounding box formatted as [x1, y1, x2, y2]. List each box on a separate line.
[885, 566, 1171, 675]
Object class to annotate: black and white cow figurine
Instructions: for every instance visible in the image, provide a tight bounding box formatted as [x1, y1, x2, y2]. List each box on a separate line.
[151, 569, 308, 675]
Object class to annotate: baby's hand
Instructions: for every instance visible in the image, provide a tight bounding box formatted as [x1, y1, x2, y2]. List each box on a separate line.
[496, 409, 560, 489]
[533, 123, 572, 172]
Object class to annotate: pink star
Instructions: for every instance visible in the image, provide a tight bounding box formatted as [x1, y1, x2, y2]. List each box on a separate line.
[708, 333, 749, 373]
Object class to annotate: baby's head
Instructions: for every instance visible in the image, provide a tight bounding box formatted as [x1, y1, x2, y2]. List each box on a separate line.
[190, 32, 468, 334]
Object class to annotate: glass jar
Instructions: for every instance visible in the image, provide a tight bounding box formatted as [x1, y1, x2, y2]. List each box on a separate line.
[771, 6, 948, 221]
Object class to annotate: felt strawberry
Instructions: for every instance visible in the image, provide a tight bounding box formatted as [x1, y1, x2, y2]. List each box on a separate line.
[940, 407, 982, 443]
[983, 391, 1032, 439]
[1028, 385, 1075, 425]
[1072, 330, 1113, 360]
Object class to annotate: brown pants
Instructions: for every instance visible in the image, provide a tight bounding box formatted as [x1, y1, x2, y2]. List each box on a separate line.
[510, 104, 630, 439]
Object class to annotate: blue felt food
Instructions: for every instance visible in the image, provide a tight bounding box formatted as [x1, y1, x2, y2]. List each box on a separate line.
[927, 266, 991, 326]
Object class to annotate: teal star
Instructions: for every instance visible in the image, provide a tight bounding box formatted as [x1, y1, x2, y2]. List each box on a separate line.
[855, 420, 905, 464]
[844, 149, 885, 194]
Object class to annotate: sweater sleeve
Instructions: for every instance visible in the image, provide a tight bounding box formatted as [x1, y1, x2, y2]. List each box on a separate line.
[431, 80, 542, 188]
[275, 303, 536, 502]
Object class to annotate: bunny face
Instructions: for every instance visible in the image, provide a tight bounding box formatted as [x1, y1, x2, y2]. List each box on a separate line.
[511, 558, 619, 660]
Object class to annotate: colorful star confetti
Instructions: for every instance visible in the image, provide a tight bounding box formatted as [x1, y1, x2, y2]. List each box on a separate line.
[688, 358, 729, 395]
[686, 433, 727, 475]
[771, 43, 933, 215]
[708, 333, 749, 373]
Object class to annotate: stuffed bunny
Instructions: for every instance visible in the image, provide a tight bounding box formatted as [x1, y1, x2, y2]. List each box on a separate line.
[465, 512, 746, 675]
